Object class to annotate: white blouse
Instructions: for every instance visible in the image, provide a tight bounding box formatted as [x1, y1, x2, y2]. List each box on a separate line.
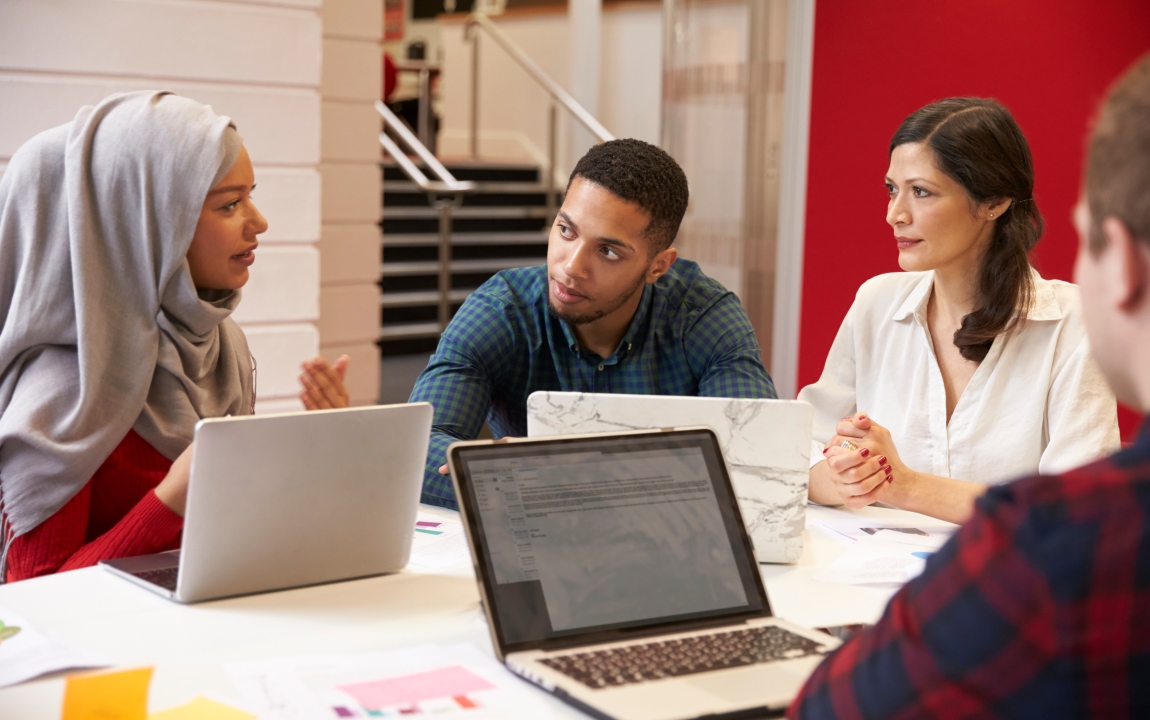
[798, 270, 1120, 484]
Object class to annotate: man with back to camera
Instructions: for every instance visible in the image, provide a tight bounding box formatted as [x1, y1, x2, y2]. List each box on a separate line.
[409, 139, 776, 508]
[790, 52, 1150, 719]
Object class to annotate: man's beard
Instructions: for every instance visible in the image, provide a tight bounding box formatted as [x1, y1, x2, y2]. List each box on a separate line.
[547, 269, 647, 326]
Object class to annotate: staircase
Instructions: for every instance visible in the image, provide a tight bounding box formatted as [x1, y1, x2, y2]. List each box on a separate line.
[379, 160, 560, 364]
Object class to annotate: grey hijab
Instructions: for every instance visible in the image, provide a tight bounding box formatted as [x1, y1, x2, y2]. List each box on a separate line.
[0, 91, 254, 569]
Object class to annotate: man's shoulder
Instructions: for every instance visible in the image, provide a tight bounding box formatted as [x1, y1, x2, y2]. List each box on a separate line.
[978, 446, 1150, 584]
[655, 258, 738, 312]
[468, 265, 548, 309]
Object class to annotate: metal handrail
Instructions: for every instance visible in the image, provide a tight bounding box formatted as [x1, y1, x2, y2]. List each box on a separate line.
[464, 13, 615, 147]
[464, 12, 615, 222]
[376, 100, 475, 331]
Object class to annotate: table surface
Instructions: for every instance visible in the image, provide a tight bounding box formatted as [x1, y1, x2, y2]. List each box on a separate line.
[0, 503, 943, 718]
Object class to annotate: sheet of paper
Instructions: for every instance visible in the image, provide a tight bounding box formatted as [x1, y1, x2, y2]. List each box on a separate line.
[227, 643, 563, 720]
[338, 665, 496, 709]
[63, 666, 153, 720]
[0, 606, 111, 688]
[813, 517, 956, 548]
[812, 530, 949, 586]
[150, 697, 255, 720]
[408, 512, 472, 571]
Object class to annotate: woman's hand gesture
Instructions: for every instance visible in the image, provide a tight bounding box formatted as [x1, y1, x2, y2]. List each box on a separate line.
[298, 355, 350, 410]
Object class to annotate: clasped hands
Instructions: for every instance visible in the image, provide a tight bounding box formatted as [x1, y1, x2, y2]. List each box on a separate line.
[822, 413, 913, 509]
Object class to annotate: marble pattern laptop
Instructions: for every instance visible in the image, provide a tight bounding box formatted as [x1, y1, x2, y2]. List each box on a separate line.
[526, 392, 812, 563]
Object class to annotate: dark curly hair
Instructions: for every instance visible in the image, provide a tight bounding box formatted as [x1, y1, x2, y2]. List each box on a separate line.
[890, 98, 1044, 363]
[568, 139, 689, 256]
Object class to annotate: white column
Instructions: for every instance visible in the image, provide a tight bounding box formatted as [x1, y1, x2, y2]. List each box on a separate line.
[319, 0, 384, 406]
[568, 0, 603, 168]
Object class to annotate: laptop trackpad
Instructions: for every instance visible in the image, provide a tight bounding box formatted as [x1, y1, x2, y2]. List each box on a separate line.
[685, 664, 807, 708]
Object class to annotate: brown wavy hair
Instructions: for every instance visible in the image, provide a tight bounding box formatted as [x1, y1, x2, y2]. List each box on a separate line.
[890, 98, 1045, 362]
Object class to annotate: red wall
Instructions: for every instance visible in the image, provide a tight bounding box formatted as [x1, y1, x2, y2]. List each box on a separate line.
[799, 0, 1150, 438]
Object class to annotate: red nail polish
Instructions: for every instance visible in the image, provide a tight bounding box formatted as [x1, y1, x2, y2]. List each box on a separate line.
[883, 464, 893, 474]
[886, 476, 894, 483]
[822, 448, 829, 455]
[859, 448, 870, 458]
[877, 456, 887, 465]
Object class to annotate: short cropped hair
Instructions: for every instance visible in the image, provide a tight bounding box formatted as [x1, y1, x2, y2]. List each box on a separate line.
[1087, 52, 1150, 251]
[568, 139, 689, 255]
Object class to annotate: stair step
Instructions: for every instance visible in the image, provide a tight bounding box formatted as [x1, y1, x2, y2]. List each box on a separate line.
[381, 257, 541, 276]
[384, 181, 557, 194]
[379, 322, 442, 340]
[380, 289, 472, 308]
[383, 206, 550, 219]
[382, 161, 539, 184]
[383, 231, 548, 247]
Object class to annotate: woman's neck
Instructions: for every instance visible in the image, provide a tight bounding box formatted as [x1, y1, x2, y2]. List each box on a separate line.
[929, 263, 979, 325]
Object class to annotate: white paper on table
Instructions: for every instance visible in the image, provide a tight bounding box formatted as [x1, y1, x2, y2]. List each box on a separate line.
[811, 531, 949, 587]
[408, 512, 472, 571]
[226, 642, 564, 720]
[0, 606, 111, 688]
[813, 517, 956, 548]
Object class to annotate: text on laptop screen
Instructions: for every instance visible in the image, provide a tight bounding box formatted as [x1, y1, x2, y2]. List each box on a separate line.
[454, 432, 765, 647]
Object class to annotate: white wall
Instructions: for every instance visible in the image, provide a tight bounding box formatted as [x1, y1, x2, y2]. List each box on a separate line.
[318, 0, 383, 406]
[437, 3, 661, 175]
[0, 0, 322, 415]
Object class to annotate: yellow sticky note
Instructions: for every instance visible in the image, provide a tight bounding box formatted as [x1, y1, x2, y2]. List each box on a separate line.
[62, 666, 153, 720]
[148, 697, 255, 720]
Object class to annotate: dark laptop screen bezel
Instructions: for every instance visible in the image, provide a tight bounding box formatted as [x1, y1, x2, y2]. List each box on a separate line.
[448, 428, 774, 657]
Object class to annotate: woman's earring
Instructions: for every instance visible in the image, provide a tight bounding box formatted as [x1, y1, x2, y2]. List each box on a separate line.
[989, 213, 995, 218]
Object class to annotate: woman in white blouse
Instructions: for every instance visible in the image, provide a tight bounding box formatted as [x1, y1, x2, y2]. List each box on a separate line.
[800, 97, 1120, 524]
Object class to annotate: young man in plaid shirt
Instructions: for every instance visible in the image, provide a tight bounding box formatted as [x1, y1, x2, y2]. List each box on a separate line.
[409, 139, 776, 508]
[790, 53, 1150, 720]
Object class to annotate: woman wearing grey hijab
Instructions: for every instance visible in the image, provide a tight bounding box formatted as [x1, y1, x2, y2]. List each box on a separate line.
[0, 91, 266, 581]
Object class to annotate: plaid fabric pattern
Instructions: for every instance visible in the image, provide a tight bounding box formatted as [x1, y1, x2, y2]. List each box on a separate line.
[409, 260, 776, 507]
[790, 423, 1150, 720]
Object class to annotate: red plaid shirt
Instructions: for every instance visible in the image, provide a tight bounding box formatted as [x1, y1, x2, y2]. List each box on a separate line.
[790, 424, 1150, 719]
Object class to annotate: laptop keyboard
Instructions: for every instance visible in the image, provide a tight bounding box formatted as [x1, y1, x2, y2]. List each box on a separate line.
[132, 567, 179, 592]
[539, 625, 826, 689]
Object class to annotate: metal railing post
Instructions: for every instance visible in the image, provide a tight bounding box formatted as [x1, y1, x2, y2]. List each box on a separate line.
[470, 31, 480, 159]
[417, 67, 432, 148]
[436, 200, 454, 330]
[546, 101, 558, 223]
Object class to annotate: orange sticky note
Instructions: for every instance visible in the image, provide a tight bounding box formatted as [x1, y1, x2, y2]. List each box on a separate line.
[148, 697, 255, 720]
[62, 666, 152, 720]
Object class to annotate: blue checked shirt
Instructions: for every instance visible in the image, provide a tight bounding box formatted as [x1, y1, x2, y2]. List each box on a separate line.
[409, 259, 777, 508]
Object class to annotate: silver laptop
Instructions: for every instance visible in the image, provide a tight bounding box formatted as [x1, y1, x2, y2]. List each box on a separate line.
[101, 403, 432, 603]
[527, 393, 812, 564]
[447, 428, 838, 720]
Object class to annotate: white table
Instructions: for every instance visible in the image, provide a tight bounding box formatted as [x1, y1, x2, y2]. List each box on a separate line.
[0, 503, 945, 717]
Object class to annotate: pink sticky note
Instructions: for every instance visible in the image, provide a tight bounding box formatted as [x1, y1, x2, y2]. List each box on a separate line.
[338, 666, 495, 710]
[415, 521, 442, 528]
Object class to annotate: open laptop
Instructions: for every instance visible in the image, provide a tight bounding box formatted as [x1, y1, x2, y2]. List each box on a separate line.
[101, 403, 432, 603]
[447, 428, 838, 720]
[527, 392, 813, 564]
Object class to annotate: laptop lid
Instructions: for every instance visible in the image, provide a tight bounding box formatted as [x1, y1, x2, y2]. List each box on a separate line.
[448, 428, 772, 660]
[526, 393, 813, 564]
[174, 403, 432, 602]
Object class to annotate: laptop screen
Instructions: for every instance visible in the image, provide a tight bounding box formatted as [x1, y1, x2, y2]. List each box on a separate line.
[451, 429, 768, 653]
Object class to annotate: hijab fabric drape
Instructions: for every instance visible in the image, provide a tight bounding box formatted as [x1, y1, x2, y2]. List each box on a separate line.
[0, 91, 254, 575]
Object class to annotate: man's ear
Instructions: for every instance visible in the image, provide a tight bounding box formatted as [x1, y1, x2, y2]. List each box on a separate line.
[645, 247, 678, 283]
[1102, 216, 1149, 312]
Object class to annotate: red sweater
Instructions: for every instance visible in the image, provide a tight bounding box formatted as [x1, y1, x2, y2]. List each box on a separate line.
[5, 429, 184, 582]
